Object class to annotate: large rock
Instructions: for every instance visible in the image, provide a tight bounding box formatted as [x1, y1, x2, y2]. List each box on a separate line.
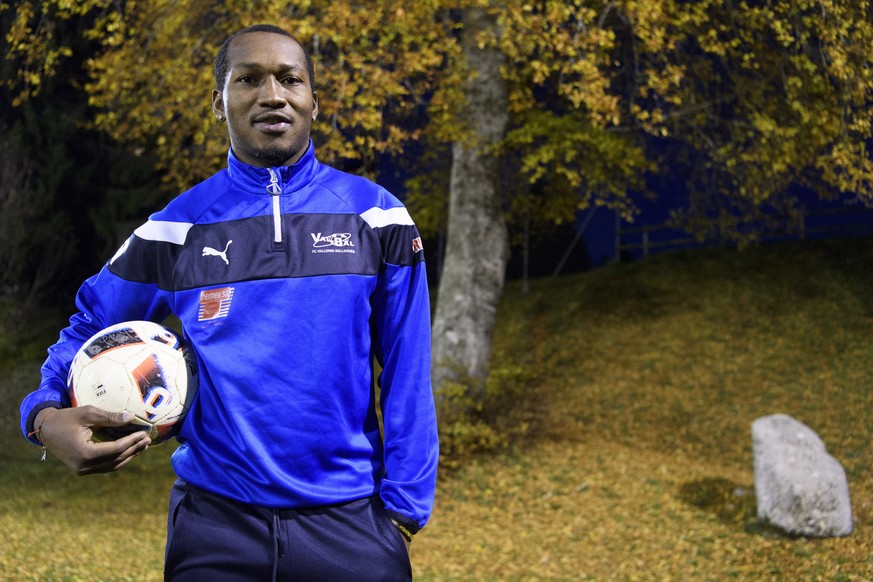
[752, 413, 853, 537]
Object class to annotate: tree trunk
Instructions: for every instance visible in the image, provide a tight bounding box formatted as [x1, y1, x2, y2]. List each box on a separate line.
[431, 5, 509, 400]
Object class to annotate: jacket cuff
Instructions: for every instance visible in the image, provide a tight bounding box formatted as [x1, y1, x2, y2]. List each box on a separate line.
[25, 401, 64, 445]
[385, 509, 422, 535]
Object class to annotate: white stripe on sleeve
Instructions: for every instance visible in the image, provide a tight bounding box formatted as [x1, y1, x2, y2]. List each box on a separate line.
[360, 206, 414, 229]
[134, 220, 193, 245]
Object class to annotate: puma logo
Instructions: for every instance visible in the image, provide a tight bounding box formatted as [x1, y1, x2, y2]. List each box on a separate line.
[202, 240, 233, 265]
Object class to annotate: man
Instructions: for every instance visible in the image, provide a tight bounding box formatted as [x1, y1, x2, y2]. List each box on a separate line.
[19, 23, 438, 581]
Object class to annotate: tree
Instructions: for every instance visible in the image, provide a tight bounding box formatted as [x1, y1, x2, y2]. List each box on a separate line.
[430, 4, 510, 396]
[428, 1, 656, 399]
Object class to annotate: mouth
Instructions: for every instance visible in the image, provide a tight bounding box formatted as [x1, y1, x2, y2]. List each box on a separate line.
[253, 114, 292, 133]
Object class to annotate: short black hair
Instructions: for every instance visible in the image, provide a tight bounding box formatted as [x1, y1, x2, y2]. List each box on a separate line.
[213, 24, 316, 93]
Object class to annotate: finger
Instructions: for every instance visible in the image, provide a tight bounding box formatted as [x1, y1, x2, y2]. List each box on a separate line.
[86, 430, 151, 458]
[78, 449, 145, 475]
[75, 437, 151, 476]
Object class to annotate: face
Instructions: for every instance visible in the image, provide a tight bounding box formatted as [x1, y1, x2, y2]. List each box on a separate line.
[212, 32, 319, 168]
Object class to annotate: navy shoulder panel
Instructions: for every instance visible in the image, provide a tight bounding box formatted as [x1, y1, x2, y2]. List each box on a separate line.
[109, 213, 382, 291]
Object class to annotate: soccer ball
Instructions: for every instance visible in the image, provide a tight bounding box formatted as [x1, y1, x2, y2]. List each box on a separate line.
[67, 320, 198, 444]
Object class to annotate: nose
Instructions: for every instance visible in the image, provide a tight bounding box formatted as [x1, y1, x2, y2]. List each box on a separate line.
[258, 76, 285, 106]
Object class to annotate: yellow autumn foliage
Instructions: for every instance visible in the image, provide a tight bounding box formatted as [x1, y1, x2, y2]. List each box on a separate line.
[3, 0, 872, 233]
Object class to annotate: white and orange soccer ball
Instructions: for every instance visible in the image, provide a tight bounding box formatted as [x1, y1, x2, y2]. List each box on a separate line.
[67, 321, 198, 444]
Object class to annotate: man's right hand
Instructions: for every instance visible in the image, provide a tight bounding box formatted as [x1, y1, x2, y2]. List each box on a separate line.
[34, 406, 152, 475]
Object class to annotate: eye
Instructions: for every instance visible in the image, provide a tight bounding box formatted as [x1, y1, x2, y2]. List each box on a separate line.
[281, 76, 304, 85]
[235, 74, 256, 84]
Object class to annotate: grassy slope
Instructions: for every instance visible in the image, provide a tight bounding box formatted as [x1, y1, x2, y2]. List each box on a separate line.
[2, 237, 872, 580]
[415, 237, 873, 581]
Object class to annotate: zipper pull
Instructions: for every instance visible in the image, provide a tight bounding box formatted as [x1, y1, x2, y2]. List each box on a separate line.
[266, 168, 281, 194]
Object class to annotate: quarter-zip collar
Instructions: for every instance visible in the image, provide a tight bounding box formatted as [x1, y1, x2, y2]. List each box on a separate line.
[226, 139, 320, 195]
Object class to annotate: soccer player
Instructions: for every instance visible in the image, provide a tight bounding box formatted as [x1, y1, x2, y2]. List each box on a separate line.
[19, 23, 438, 581]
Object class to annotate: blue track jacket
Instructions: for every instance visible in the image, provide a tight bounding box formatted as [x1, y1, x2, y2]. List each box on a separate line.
[20, 143, 438, 532]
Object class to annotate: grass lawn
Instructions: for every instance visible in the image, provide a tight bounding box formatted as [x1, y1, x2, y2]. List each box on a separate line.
[2, 236, 872, 580]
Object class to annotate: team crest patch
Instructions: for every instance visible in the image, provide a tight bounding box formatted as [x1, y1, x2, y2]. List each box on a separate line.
[412, 237, 424, 253]
[310, 232, 356, 254]
[198, 287, 235, 321]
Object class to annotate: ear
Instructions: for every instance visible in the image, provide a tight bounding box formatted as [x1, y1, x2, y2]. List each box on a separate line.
[311, 91, 319, 122]
[212, 89, 226, 121]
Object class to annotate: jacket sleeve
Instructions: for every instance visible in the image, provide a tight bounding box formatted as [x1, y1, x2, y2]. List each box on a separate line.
[19, 241, 173, 444]
[370, 226, 439, 533]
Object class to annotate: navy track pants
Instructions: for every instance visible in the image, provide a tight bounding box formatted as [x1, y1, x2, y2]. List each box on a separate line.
[164, 480, 412, 581]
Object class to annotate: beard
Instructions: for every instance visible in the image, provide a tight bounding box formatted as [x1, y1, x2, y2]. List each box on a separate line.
[250, 144, 301, 168]
[230, 129, 310, 168]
